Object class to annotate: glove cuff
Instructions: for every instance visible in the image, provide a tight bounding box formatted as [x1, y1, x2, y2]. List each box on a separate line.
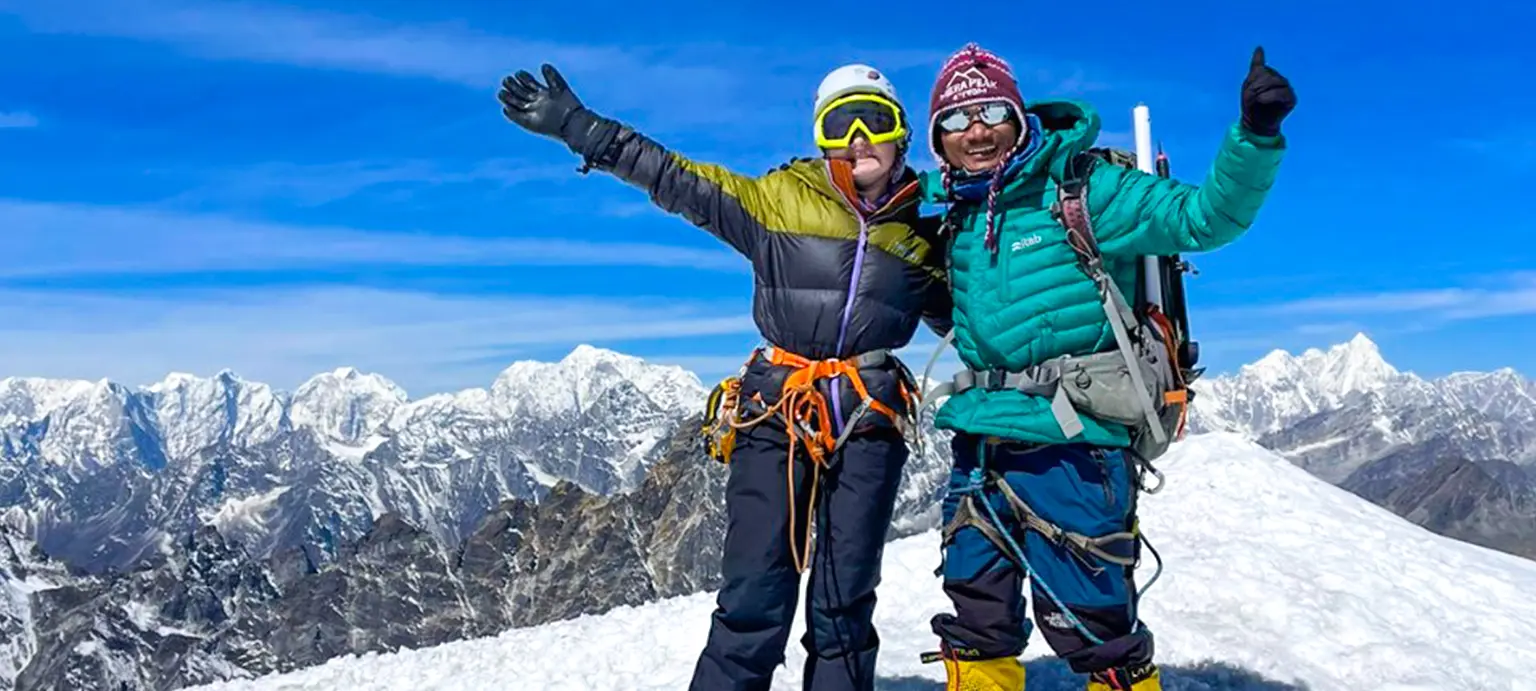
[561, 108, 624, 169]
[1240, 114, 1281, 138]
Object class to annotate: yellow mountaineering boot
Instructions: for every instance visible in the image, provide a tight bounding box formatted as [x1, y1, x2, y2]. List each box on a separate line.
[1085, 662, 1161, 691]
[941, 654, 1025, 691]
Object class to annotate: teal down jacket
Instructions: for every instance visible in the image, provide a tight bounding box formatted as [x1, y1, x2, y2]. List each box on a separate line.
[920, 98, 1286, 446]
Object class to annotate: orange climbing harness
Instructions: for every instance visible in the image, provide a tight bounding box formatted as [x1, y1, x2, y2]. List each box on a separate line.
[700, 346, 920, 573]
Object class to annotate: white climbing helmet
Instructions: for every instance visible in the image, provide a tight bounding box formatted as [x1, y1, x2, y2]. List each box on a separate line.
[813, 63, 901, 118]
[812, 63, 905, 147]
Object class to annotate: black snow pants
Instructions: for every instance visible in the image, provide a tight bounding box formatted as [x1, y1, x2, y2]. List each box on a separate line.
[687, 410, 908, 691]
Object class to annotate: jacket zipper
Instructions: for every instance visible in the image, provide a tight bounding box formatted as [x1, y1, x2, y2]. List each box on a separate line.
[826, 160, 874, 437]
[836, 215, 870, 356]
[994, 206, 1013, 304]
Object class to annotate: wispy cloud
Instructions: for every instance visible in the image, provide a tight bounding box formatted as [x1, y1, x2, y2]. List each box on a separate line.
[0, 199, 744, 279]
[1155, 274, 1536, 374]
[597, 200, 665, 219]
[1190, 325, 1370, 356]
[1445, 134, 1536, 167]
[1, 0, 759, 125]
[0, 111, 39, 128]
[1200, 272, 1536, 326]
[2, 1, 1166, 132]
[153, 158, 575, 208]
[1030, 66, 1115, 96]
[0, 286, 756, 395]
[7, 0, 616, 86]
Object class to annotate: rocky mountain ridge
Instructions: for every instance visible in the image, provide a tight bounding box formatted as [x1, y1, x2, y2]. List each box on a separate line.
[0, 421, 743, 691]
[0, 345, 712, 574]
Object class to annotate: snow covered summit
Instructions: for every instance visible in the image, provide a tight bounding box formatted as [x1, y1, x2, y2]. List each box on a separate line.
[186, 433, 1536, 691]
[0, 344, 712, 573]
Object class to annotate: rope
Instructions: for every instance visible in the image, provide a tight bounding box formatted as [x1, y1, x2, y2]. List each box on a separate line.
[722, 377, 829, 574]
[948, 438, 1166, 646]
[965, 437, 1103, 645]
[780, 381, 828, 573]
[716, 347, 918, 574]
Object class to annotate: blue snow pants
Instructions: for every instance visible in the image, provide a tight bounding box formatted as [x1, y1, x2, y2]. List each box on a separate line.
[930, 433, 1154, 675]
[688, 418, 907, 691]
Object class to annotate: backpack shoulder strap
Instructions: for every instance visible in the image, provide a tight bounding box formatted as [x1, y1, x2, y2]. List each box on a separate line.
[1055, 149, 1173, 447]
[1054, 151, 1104, 269]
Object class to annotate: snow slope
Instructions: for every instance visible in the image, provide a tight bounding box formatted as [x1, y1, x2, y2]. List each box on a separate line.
[186, 433, 1536, 691]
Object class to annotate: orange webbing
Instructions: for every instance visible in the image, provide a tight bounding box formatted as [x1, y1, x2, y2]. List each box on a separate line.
[726, 346, 907, 573]
[1144, 307, 1190, 439]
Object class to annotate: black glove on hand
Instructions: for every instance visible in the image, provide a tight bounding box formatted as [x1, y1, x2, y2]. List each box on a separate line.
[498, 64, 590, 142]
[1239, 46, 1296, 137]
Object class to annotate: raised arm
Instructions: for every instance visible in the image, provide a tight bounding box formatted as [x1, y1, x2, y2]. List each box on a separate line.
[1085, 46, 1296, 258]
[499, 64, 776, 257]
[1087, 124, 1285, 257]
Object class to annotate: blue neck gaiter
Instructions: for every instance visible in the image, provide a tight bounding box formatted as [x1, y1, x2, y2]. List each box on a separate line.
[946, 113, 1044, 202]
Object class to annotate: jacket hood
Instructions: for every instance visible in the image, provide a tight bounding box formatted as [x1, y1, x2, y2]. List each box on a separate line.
[782, 157, 922, 219]
[1004, 99, 1102, 186]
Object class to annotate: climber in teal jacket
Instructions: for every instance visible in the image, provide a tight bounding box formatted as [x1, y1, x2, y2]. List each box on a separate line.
[916, 44, 1296, 691]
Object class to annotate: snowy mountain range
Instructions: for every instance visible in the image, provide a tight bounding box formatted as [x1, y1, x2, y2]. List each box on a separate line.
[181, 433, 1536, 691]
[0, 423, 727, 691]
[1190, 333, 1536, 473]
[2, 333, 1534, 689]
[0, 345, 957, 691]
[0, 345, 717, 573]
[1189, 333, 1536, 559]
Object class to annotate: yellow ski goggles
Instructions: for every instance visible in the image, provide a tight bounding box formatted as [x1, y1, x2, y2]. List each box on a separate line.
[814, 93, 907, 149]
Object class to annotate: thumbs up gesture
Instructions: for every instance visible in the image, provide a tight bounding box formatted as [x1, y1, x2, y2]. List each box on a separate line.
[1240, 46, 1296, 137]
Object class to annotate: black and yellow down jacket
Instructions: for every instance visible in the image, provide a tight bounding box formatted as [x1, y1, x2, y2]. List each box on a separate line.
[561, 110, 953, 432]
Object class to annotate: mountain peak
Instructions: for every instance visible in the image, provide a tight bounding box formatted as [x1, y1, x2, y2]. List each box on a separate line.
[146, 369, 247, 394]
[157, 372, 200, 387]
[558, 344, 636, 368]
[1245, 348, 1299, 376]
[295, 367, 407, 401]
[492, 345, 705, 413]
[1345, 331, 1378, 351]
[1192, 333, 1411, 438]
[1320, 331, 1398, 388]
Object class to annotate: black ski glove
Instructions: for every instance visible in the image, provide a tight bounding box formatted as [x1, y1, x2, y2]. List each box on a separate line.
[498, 63, 606, 154]
[1239, 46, 1296, 137]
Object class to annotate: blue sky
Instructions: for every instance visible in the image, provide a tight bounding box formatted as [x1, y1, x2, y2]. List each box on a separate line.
[2, 0, 1533, 396]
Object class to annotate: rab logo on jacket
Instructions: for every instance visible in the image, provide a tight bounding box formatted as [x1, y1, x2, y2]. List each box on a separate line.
[942, 67, 997, 101]
[1010, 234, 1042, 253]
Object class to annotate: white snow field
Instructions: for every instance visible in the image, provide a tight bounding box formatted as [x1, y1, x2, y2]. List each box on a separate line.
[188, 433, 1536, 691]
